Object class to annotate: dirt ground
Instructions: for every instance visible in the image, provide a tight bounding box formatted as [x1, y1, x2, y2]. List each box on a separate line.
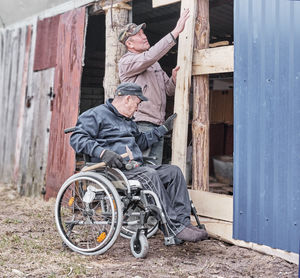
[0, 184, 298, 278]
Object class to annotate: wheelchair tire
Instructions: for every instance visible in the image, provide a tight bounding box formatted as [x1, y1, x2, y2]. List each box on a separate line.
[130, 232, 149, 259]
[55, 172, 123, 255]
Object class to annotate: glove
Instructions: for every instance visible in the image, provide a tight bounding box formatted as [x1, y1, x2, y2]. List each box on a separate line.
[101, 150, 123, 168]
[162, 113, 177, 132]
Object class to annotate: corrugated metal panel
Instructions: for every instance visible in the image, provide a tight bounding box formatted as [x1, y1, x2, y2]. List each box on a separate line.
[33, 15, 60, 71]
[45, 7, 86, 200]
[0, 26, 29, 183]
[234, 0, 300, 253]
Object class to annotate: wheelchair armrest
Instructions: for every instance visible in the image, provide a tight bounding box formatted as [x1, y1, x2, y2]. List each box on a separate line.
[128, 180, 142, 189]
[128, 180, 143, 189]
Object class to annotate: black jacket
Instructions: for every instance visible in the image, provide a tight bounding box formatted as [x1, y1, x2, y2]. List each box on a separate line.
[70, 99, 167, 163]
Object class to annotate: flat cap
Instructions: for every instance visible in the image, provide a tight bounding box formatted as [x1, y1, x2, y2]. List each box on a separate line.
[118, 23, 146, 44]
[115, 82, 148, 101]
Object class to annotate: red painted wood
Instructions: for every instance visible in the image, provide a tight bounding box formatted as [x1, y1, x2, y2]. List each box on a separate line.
[45, 7, 86, 200]
[33, 15, 60, 71]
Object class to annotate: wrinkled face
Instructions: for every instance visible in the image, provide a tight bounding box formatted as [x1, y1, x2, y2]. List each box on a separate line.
[126, 29, 150, 53]
[126, 96, 142, 117]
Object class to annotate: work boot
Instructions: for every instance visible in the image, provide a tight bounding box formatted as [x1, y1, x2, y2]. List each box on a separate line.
[176, 227, 204, 242]
[187, 224, 209, 240]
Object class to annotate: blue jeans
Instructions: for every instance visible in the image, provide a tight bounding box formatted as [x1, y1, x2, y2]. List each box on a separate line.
[136, 122, 164, 165]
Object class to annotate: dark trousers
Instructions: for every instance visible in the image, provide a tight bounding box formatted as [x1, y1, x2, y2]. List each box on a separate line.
[123, 164, 191, 236]
[136, 122, 164, 165]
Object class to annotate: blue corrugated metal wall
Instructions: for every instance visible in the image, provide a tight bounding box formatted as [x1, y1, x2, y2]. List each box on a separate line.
[234, 0, 300, 253]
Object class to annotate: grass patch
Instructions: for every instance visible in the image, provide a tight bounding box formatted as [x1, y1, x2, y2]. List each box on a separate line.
[3, 218, 22, 224]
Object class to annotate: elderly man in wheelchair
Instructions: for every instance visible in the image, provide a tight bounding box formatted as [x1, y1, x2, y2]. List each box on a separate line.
[55, 82, 208, 258]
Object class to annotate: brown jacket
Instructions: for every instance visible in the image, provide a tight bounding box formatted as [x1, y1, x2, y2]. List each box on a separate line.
[118, 33, 177, 125]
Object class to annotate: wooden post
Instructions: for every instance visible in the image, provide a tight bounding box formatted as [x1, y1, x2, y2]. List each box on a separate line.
[171, 0, 197, 177]
[103, 1, 131, 100]
[192, 0, 210, 190]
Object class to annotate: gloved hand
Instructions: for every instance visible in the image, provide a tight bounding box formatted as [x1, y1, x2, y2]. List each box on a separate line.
[100, 150, 123, 168]
[162, 113, 177, 132]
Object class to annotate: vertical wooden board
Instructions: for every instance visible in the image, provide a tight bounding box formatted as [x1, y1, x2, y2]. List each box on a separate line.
[0, 29, 15, 182]
[0, 27, 28, 183]
[192, 0, 210, 190]
[45, 7, 86, 200]
[0, 29, 8, 179]
[13, 25, 32, 184]
[103, 6, 128, 100]
[17, 22, 40, 195]
[18, 69, 55, 196]
[33, 15, 60, 71]
[171, 0, 197, 176]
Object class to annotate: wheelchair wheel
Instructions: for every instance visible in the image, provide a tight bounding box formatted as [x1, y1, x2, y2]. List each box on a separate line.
[120, 203, 159, 239]
[55, 172, 123, 255]
[130, 231, 149, 259]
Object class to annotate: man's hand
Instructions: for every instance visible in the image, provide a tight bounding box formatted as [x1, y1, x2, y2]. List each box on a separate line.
[172, 66, 180, 83]
[100, 150, 123, 168]
[171, 9, 190, 39]
[162, 113, 177, 132]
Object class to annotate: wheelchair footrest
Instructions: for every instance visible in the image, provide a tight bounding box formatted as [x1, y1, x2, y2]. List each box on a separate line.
[164, 236, 184, 246]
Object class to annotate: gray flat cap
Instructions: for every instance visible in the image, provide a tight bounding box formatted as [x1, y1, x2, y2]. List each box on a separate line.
[115, 82, 148, 101]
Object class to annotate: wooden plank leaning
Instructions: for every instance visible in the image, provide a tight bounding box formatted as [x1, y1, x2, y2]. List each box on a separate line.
[171, 0, 197, 178]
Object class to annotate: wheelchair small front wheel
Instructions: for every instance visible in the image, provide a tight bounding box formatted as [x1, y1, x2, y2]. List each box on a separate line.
[130, 232, 149, 259]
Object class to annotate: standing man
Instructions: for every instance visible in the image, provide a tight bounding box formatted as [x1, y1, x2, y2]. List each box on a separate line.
[118, 9, 190, 165]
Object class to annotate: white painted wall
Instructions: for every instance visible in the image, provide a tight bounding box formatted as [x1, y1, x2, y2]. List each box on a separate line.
[0, 0, 93, 28]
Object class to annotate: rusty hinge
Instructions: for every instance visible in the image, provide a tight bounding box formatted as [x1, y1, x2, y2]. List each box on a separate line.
[48, 87, 55, 111]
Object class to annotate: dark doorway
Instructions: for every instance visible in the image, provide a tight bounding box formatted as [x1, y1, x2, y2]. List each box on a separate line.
[80, 14, 106, 114]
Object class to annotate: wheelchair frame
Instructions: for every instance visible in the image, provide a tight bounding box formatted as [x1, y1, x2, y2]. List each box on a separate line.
[55, 166, 182, 258]
[55, 128, 205, 258]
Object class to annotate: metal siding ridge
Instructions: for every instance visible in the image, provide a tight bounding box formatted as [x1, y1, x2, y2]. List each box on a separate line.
[234, 0, 300, 253]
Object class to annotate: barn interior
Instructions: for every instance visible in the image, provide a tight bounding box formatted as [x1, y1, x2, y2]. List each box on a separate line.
[80, 0, 234, 194]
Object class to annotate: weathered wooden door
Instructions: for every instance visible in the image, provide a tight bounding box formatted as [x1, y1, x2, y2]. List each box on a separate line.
[45, 7, 86, 199]
[0, 26, 32, 185]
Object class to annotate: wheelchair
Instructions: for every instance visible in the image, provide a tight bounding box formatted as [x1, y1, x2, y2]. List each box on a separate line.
[55, 128, 205, 258]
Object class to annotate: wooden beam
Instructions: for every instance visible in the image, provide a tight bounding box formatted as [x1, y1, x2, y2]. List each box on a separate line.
[190, 190, 298, 264]
[209, 40, 229, 48]
[192, 0, 210, 191]
[192, 45, 234, 75]
[152, 0, 180, 8]
[189, 189, 233, 222]
[102, 1, 132, 11]
[152, 0, 234, 9]
[103, 3, 129, 100]
[197, 217, 299, 265]
[171, 0, 197, 177]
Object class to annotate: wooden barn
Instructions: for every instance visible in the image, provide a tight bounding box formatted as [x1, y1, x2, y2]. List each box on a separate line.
[0, 0, 299, 264]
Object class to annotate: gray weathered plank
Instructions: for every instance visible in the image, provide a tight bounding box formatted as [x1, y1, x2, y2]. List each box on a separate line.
[0, 27, 28, 183]
[18, 68, 54, 196]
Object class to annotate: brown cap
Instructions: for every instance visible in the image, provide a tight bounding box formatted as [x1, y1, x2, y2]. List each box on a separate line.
[118, 23, 146, 44]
